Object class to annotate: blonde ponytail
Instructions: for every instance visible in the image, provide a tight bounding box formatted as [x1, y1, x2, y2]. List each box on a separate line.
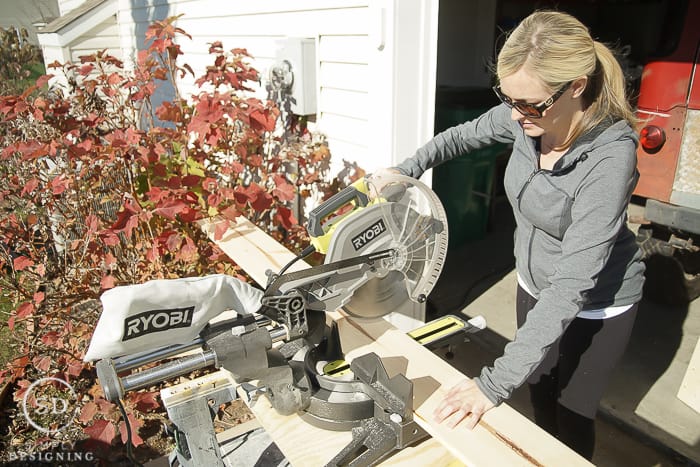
[588, 41, 638, 127]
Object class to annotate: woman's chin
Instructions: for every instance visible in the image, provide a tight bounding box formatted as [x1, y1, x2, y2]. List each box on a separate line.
[521, 121, 544, 136]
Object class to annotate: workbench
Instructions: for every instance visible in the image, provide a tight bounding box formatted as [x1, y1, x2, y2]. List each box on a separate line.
[199, 216, 592, 466]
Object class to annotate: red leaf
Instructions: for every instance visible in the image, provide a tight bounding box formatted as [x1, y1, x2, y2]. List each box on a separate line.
[101, 275, 116, 290]
[237, 183, 273, 212]
[111, 210, 133, 230]
[104, 252, 117, 268]
[67, 359, 84, 377]
[220, 206, 240, 222]
[100, 231, 120, 246]
[35, 74, 52, 88]
[251, 190, 273, 212]
[16, 302, 35, 319]
[33, 291, 45, 304]
[166, 176, 182, 189]
[180, 236, 197, 261]
[274, 206, 297, 230]
[13, 256, 34, 271]
[78, 64, 94, 76]
[178, 207, 200, 222]
[96, 398, 114, 416]
[166, 233, 182, 251]
[233, 186, 251, 205]
[41, 331, 60, 346]
[273, 176, 296, 202]
[214, 220, 230, 241]
[249, 108, 276, 132]
[85, 419, 116, 445]
[154, 200, 187, 220]
[119, 413, 144, 447]
[131, 391, 160, 412]
[79, 401, 98, 424]
[49, 175, 70, 195]
[146, 246, 160, 262]
[21, 178, 40, 196]
[85, 214, 100, 234]
[247, 154, 263, 167]
[32, 355, 51, 372]
[182, 174, 201, 187]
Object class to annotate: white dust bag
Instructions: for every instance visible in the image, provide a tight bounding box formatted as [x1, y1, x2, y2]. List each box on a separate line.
[84, 274, 263, 362]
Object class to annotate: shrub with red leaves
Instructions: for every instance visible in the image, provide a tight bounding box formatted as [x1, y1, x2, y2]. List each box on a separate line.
[0, 16, 362, 463]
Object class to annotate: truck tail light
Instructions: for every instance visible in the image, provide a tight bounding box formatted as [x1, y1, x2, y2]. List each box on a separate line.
[639, 125, 666, 153]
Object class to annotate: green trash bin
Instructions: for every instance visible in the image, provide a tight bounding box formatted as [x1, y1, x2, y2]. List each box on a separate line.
[432, 103, 508, 250]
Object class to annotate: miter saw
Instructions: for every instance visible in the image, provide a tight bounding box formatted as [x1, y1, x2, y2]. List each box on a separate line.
[86, 173, 485, 466]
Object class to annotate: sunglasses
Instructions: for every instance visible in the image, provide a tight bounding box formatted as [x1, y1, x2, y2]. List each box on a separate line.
[492, 81, 572, 119]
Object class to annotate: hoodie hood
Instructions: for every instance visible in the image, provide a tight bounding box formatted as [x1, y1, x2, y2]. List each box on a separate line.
[552, 118, 639, 173]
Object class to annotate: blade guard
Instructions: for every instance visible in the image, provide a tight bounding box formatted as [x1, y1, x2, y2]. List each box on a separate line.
[320, 173, 449, 318]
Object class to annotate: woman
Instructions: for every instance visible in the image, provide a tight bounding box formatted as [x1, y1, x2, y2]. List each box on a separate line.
[391, 11, 645, 459]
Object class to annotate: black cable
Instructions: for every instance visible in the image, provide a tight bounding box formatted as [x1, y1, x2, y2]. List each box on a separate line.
[117, 399, 144, 467]
[276, 244, 316, 277]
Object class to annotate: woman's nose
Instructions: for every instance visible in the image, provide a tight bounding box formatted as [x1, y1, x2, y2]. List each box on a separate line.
[511, 106, 525, 121]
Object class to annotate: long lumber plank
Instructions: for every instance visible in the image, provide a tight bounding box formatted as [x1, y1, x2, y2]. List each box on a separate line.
[201, 217, 591, 466]
[678, 337, 700, 413]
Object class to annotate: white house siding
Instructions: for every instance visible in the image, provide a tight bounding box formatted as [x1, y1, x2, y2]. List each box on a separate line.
[116, 0, 400, 174]
[58, 0, 91, 15]
[40, 0, 437, 180]
[69, 19, 122, 62]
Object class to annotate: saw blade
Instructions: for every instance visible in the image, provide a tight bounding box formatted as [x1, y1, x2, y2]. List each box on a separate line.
[325, 173, 448, 319]
[343, 272, 409, 319]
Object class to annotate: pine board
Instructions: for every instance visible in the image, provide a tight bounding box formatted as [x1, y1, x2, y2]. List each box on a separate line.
[678, 337, 700, 414]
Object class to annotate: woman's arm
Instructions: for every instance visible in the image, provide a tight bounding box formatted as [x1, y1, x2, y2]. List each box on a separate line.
[395, 104, 515, 179]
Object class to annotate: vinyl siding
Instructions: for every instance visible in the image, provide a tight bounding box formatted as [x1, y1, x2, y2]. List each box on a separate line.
[117, 0, 372, 172]
[69, 18, 122, 62]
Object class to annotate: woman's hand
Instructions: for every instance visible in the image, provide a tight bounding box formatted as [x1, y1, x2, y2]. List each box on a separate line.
[372, 167, 401, 177]
[433, 378, 495, 429]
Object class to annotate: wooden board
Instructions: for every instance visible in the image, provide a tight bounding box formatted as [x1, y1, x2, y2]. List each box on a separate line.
[678, 337, 700, 414]
[201, 217, 591, 466]
[240, 384, 459, 466]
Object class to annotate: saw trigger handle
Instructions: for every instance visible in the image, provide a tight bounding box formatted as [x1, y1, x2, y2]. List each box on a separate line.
[307, 181, 369, 237]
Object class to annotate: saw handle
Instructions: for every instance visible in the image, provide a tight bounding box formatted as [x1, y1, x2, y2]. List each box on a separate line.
[307, 183, 370, 237]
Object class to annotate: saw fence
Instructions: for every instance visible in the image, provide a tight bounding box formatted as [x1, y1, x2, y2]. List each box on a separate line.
[199, 216, 592, 466]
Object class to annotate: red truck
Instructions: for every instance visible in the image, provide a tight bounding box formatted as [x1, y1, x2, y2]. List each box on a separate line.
[633, 0, 700, 304]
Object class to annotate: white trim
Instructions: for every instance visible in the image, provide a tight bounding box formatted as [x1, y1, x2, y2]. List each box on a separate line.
[366, 0, 439, 176]
[37, 0, 118, 47]
[133, 0, 370, 16]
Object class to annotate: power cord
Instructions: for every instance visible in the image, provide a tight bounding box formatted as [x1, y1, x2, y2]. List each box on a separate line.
[276, 244, 316, 276]
[117, 399, 144, 467]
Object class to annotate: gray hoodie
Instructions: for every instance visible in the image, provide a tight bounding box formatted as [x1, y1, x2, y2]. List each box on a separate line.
[395, 103, 645, 405]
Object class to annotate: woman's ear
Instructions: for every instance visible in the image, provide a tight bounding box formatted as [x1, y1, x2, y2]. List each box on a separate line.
[571, 77, 588, 99]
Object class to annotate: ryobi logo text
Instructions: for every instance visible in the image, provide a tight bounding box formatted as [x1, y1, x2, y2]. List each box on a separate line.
[352, 219, 387, 251]
[123, 306, 194, 341]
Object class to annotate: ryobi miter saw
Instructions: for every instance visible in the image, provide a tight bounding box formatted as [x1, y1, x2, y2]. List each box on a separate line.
[85, 173, 485, 466]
